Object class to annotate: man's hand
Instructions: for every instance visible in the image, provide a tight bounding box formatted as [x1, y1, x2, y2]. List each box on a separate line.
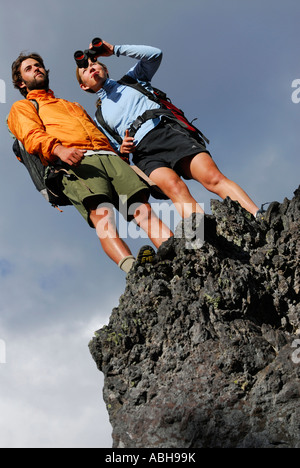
[53, 145, 86, 166]
[120, 130, 136, 154]
[89, 40, 114, 58]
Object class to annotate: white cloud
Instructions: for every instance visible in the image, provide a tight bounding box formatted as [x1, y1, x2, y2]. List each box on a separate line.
[0, 317, 112, 448]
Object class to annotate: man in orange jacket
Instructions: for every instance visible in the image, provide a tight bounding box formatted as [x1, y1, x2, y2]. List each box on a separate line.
[8, 52, 173, 273]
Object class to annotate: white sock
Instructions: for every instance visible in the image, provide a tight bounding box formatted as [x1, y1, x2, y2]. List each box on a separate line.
[118, 255, 135, 273]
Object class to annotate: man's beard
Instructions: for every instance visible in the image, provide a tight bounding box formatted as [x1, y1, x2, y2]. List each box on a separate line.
[24, 72, 50, 92]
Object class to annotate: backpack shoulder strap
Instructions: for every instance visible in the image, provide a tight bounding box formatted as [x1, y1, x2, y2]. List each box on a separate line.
[95, 104, 123, 146]
[96, 75, 168, 145]
[118, 75, 162, 105]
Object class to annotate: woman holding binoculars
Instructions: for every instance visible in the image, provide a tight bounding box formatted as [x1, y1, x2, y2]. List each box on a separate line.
[76, 38, 261, 220]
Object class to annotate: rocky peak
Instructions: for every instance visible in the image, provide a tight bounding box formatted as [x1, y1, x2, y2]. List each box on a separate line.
[89, 187, 300, 448]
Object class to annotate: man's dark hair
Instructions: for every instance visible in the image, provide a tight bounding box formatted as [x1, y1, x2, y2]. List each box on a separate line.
[12, 52, 49, 97]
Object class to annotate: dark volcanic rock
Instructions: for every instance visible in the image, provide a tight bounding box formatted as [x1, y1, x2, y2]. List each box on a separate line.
[89, 187, 300, 448]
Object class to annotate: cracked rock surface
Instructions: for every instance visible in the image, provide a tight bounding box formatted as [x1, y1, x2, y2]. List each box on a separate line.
[89, 187, 300, 448]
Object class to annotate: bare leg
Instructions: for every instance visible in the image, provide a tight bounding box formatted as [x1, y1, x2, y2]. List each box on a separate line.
[89, 203, 132, 265]
[179, 153, 259, 216]
[130, 197, 173, 248]
[149, 167, 204, 218]
[88, 196, 172, 265]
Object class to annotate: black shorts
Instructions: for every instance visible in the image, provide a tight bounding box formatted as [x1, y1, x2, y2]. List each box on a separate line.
[133, 119, 210, 179]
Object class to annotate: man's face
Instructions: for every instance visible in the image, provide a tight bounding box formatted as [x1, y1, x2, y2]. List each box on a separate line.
[19, 58, 49, 93]
[79, 60, 108, 93]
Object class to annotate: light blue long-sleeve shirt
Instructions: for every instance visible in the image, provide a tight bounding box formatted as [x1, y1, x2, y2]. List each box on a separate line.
[95, 44, 164, 152]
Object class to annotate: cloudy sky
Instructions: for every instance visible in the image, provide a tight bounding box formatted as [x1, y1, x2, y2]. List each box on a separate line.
[0, 0, 299, 448]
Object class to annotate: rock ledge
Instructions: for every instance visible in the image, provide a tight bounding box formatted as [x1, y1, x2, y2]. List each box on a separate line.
[89, 188, 300, 448]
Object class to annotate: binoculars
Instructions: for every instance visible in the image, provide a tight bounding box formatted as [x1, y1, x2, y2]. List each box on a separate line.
[74, 38, 104, 68]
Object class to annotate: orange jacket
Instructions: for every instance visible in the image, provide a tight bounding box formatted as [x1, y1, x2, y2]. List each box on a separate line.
[8, 89, 115, 166]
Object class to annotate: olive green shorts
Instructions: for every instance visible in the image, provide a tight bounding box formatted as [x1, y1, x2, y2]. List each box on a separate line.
[61, 153, 149, 227]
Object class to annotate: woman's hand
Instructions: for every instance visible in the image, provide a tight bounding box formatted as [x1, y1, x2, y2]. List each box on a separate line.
[120, 130, 136, 154]
[89, 39, 114, 57]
